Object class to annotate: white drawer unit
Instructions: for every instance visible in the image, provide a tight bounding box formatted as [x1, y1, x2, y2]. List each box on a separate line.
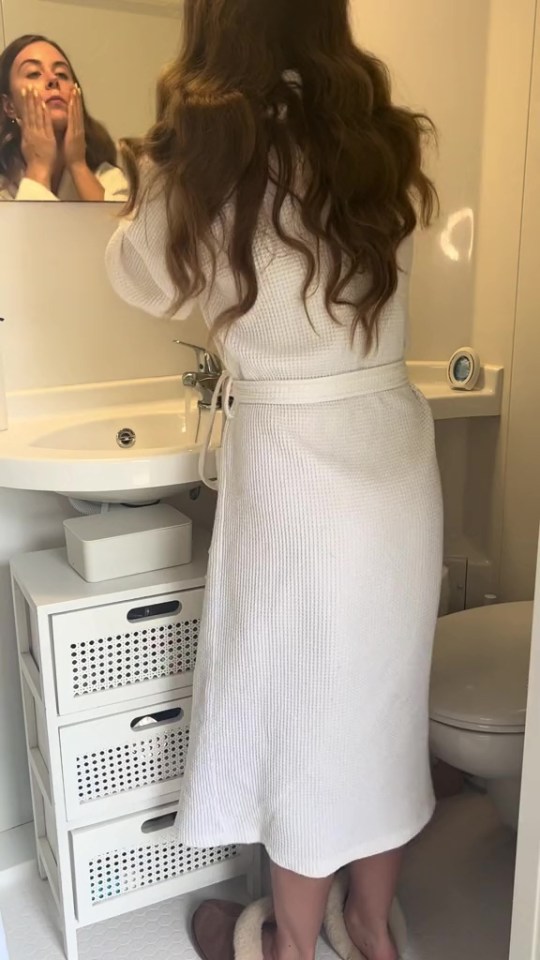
[52, 590, 202, 715]
[60, 697, 192, 823]
[10, 530, 260, 960]
[72, 803, 249, 925]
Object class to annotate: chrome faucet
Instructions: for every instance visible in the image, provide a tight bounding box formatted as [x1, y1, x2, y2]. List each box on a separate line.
[174, 339, 223, 408]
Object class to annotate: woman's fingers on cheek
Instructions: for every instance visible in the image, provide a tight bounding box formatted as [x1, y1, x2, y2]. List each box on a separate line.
[43, 99, 54, 134]
[28, 88, 37, 126]
[18, 87, 26, 124]
[21, 86, 31, 124]
[28, 87, 39, 127]
[33, 89, 43, 129]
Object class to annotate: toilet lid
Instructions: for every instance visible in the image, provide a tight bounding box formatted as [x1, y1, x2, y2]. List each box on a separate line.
[430, 602, 533, 733]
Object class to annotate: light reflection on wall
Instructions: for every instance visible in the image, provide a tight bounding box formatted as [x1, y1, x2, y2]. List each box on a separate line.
[439, 208, 475, 263]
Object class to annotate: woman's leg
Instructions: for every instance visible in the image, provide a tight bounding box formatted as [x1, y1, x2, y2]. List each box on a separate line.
[344, 848, 403, 960]
[267, 862, 334, 960]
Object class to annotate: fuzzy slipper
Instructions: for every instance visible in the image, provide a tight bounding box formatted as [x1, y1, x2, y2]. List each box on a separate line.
[192, 897, 274, 960]
[324, 870, 408, 960]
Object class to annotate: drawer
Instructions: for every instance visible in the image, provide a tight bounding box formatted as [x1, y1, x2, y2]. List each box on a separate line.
[52, 589, 203, 715]
[71, 804, 249, 925]
[61, 697, 192, 823]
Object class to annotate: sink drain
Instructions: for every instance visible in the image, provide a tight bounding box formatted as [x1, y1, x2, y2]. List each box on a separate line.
[116, 427, 136, 449]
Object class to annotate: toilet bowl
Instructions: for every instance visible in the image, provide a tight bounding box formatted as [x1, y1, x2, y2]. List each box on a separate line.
[430, 601, 533, 829]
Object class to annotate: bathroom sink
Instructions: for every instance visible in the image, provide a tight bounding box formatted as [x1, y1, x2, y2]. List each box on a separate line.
[0, 377, 221, 504]
[0, 362, 504, 505]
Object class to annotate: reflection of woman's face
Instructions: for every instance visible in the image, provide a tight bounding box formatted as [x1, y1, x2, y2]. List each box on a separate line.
[6, 41, 76, 134]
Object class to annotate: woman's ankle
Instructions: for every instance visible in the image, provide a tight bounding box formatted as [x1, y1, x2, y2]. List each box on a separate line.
[264, 926, 316, 960]
[344, 902, 397, 960]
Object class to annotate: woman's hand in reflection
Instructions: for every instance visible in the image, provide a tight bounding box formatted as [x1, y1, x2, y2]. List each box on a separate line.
[64, 86, 105, 201]
[64, 86, 87, 169]
[19, 86, 57, 190]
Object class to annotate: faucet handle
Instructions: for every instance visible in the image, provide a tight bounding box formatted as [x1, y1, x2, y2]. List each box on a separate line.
[173, 339, 222, 375]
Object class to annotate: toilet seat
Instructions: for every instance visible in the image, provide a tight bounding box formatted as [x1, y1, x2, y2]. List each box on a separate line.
[430, 601, 533, 734]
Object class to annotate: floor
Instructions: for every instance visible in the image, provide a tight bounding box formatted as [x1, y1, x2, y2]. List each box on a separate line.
[0, 792, 516, 960]
[399, 791, 516, 959]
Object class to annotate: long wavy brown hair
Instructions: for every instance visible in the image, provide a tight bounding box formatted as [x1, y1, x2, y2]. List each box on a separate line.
[122, 0, 437, 346]
[0, 35, 117, 184]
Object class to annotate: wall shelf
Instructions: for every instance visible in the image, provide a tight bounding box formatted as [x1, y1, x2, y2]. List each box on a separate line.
[407, 361, 504, 420]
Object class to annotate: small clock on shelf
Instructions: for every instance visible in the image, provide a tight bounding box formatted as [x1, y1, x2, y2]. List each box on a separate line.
[447, 348, 481, 391]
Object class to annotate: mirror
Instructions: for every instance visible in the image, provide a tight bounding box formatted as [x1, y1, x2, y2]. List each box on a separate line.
[0, 0, 182, 201]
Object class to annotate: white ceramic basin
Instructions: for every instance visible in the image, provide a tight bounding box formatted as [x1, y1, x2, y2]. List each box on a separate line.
[0, 377, 221, 504]
[32, 412, 195, 452]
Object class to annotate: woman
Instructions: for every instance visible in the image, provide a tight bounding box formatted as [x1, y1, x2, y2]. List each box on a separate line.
[0, 34, 127, 201]
[106, 1, 443, 959]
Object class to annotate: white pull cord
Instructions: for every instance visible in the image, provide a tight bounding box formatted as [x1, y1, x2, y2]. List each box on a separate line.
[198, 371, 235, 491]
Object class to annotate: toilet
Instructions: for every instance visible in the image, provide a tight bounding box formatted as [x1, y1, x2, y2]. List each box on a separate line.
[430, 601, 534, 829]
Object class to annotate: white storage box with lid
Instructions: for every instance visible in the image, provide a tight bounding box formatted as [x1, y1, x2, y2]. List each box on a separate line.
[64, 504, 192, 582]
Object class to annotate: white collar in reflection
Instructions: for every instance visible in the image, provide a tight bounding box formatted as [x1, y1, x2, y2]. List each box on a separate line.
[282, 69, 302, 89]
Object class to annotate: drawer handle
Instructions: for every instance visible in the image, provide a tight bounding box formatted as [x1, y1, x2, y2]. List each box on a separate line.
[130, 707, 184, 731]
[141, 812, 177, 834]
[127, 600, 181, 623]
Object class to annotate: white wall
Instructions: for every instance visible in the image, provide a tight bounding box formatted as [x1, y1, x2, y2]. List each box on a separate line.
[350, 0, 492, 361]
[498, 0, 540, 601]
[0, 204, 205, 392]
[472, 0, 539, 597]
[510, 528, 540, 960]
[1, 0, 182, 141]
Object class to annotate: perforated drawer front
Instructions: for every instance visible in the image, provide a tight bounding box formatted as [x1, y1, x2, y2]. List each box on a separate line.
[52, 590, 203, 715]
[60, 698, 192, 823]
[71, 804, 244, 924]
